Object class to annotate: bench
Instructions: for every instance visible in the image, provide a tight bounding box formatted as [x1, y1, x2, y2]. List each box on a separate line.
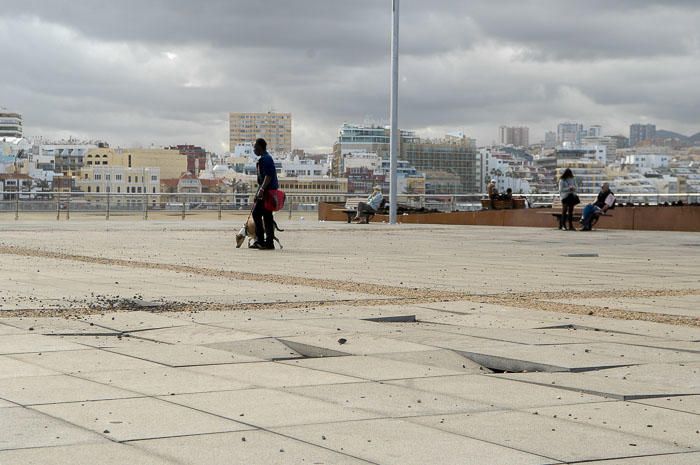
[548, 198, 612, 229]
[334, 197, 386, 223]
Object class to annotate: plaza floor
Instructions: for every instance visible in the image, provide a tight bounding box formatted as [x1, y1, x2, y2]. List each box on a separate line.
[0, 219, 698, 464]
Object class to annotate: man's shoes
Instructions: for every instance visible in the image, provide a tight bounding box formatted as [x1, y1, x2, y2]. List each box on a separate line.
[250, 242, 264, 249]
[260, 243, 275, 250]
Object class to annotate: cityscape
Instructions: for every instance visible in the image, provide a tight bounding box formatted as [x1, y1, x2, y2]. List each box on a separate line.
[1, 2, 698, 465]
[3, 108, 700, 206]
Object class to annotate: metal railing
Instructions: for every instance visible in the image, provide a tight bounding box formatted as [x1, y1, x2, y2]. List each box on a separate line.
[0, 191, 698, 221]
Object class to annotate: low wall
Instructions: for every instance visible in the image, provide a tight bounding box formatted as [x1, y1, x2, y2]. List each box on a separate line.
[318, 202, 700, 232]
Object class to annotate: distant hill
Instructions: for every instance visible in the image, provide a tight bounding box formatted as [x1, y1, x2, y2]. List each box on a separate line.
[690, 132, 700, 144]
[656, 130, 690, 142]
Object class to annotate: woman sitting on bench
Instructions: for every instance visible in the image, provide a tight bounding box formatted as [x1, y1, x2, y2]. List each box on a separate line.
[353, 186, 383, 224]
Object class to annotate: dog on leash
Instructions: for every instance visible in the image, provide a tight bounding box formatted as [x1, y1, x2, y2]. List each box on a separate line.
[236, 216, 284, 249]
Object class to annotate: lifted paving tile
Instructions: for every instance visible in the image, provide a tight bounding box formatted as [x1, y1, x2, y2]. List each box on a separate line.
[635, 395, 700, 415]
[573, 452, 700, 464]
[134, 430, 373, 465]
[411, 410, 688, 463]
[273, 418, 558, 465]
[33, 397, 250, 442]
[0, 407, 105, 451]
[162, 388, 379, 428]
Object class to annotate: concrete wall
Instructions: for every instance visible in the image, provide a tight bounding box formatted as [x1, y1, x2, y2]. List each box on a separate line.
[318, 202, 700, 232]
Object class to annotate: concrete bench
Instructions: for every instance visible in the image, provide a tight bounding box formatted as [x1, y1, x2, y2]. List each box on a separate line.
[334, 198, 385, 223]
[547, 198, 612, 228]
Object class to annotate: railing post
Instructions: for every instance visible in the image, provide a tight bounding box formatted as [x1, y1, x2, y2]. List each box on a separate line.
[14, 191, 19, 220]
[56, 193, 61, 221]
[288, 196, 293, 220]
[218, 195, 223, 221]
[181, 195, 186, 221]
[66, 192, 70, 220]
[106, 191, 110, 221]
[144, 193, 148, 220]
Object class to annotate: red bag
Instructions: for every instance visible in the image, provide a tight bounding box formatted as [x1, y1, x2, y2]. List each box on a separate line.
[264, 189, 286, 212]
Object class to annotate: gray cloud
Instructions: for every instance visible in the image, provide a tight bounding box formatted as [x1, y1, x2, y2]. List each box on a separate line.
[1, 0, 698, 151]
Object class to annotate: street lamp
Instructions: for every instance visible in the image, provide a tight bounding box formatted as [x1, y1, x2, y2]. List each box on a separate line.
[389, 0, 400, 225]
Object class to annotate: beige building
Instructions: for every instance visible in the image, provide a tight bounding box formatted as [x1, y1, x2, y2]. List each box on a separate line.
[77, 166, 161, 195]
[229, 112, 292, 155]
[85, 147, 187, 180]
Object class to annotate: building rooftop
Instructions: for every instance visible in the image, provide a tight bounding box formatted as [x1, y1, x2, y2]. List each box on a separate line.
[0, 220, 697, 463]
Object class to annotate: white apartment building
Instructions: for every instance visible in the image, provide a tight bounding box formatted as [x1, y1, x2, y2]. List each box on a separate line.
[77, 166, 161, 196]
[622, 153, 671, 171]
[0, 109, 22, 139]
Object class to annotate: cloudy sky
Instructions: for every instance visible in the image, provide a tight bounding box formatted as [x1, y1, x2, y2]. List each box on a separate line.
[1, 0, 698, 152]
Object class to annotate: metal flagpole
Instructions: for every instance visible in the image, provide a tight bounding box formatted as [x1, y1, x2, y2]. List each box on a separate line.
[389, 0, 400, 225]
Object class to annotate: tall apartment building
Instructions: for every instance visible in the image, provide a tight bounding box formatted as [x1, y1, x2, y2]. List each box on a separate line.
[0, 109, 22, 139]
[544, 131, 557, 149]
[498, 126, 529, 147]
[333, 124, 480, 194]
[557, 122, 584, 145]
[630, 124, 656, 147]
[229, 112, 292, 155]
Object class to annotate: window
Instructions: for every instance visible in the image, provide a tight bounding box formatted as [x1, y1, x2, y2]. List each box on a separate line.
[137, 187, 142, 193]
[115, 175, 122, 181]
[128, 155, 132, 168]
[96, 186, 100, 193]
[87, 186, 91, 192]
[152, 187, 156, 193]
[106, 175, 111, 181]
[151, 175, 157, 181]
[117, 187, 121, 193]
[128, 176, 131, 183]
[102, 161, 108, 165]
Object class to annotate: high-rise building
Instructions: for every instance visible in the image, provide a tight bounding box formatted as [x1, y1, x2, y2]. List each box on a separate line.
[557, 122, 584, 145]
[0, 109, 22, 139]
[544, 131, 557, 149]
[498, 126, 529, 147]
[333, 124, 480, 194]
[587, 125, 602, 137]
[229, 112, 292, 155]
[630, 124, 656, 147]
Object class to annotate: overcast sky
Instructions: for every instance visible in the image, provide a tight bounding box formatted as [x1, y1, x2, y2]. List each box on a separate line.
[1, 0, 698, 152]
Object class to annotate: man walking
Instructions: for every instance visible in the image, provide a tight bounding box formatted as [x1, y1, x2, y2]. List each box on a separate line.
[252, 138, 279, 249]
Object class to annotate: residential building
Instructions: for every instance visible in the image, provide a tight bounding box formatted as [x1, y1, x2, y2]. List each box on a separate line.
[630, 124, 656, 147]
[609, 135, 630, 150]
[581, 136, 618, 164]
[498, 126, 529, 147]
[34, 142, 98, 176]
[586, 125, 602, 137]
[85, 147, 187, 179]
[77, 165, 161, 196]
[557, 122, 584, 145]
[0, 109, 22, 139]
[229, 112, 292, 154]
[170, 145, 207, 174]
[0, 173, 32, 199]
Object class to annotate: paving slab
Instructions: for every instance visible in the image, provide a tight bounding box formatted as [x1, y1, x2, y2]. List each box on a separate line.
[189, 361, 363, 388]
[539, 319, 700, 342]
[499, 371, 696, 401]
[204, 337, 309, 361]
[274, 418, 558, 465]
[390, 374, 606, 409]
[277, 333, 436, 356]
[78, 311, 191, 332]
[0, 317, 105, 334]
[0, 406, 106, 451]
[635, 395, 700, 415]
[34, 397, 250, 442]
[206, 318, 340, 337]
[547, 296, 700, 318]
[0, 374, 138, 405]
[134, 324, 265, 345]
[0, 355, 58, 379]
[285, 381, 494, 418]
[373, 349, 487, 373]
[0, 443, 175, 465]
[134, 430, 372, 465]
[104, 340, 264, 367]
[574, 452, 700, 465]
[10, 348, 160, 374]
[163, 388, 379, 428]
[0, 324, 26, 335]
[536, 327, 700, 352]
[411, 410, 689, 463]
[592, 363, 700, 392]
[530, 401, 700, 449]
[398, 324, 588, 346]
[0, 334, 88, 355]
[280, 354, 467, 381]
[76, 366, 250, 396]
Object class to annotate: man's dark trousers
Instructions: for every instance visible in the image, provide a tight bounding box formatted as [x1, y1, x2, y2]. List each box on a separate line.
[252, 200, 274, 247]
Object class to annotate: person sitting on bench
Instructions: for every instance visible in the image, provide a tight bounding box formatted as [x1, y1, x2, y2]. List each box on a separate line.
[353, 186, 383, 224]
[487, 180, 499, 208]
[580, 182, 616, 231]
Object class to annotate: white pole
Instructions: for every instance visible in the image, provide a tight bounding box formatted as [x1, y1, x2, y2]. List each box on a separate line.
[389, 0, 400, 225]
